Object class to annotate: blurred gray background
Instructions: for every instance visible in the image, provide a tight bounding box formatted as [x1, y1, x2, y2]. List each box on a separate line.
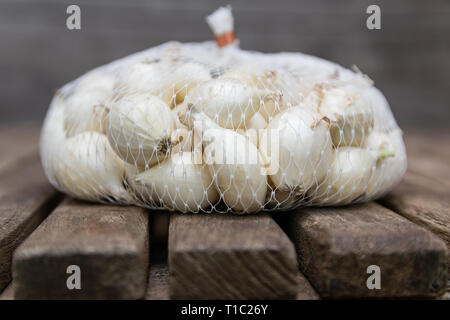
[0, 0, 449, 129]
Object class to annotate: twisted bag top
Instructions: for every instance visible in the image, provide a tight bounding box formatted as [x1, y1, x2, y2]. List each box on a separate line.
[40, 6, 406, 214]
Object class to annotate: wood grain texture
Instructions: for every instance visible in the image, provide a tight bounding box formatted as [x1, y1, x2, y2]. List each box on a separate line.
[283, 202, 448, 298]
[0, 154, 61, 291]
[169, 212, 299, 299]
[379, 172, 450, 253]
[380, 131, 450, 272]
[13, 198, 149, 299]
[3, 245, 170, 301]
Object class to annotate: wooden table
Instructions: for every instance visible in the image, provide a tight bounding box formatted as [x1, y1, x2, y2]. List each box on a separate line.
[0, 125, 448, 300]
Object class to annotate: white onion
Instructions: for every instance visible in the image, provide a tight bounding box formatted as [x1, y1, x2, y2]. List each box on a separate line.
[311, 147, 376, 205]
[247, 111, 268, 130]
[64, 89, 110, 137]
[259, 107, 333, 195]
[58, 132, 130, 202]
[64, 70, 115, 137]
[116, 60, 170, 103]
[132, 152, 219, 212]
[220, 69, 291, 123]
[363, 129, 407, 199]
[185, 78, 277, 130]
[106, 91, 176, 168]
[117, 60, 210, 108]
[193, 112, 267, 213]
[265, 184, 303, 210]
[318, 86, 374, 147]
[169, 61, 211, 106]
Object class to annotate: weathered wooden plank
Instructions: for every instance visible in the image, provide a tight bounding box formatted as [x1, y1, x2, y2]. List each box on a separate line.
[296, 274, 319, 300]
[146, 241, 315, 300]
[283, 202, 448, 298]
[404, 130, 450, 187]
[381, 131, 450, 273]
[13, 198, 149, 299]
[405, 130, 450, 158]
[0, 154, 61, 291]
[169, 213, 299, 299]
[0, 282, 14, 300]
[0, 125, 40, 172]
[379, 172, 450, 252]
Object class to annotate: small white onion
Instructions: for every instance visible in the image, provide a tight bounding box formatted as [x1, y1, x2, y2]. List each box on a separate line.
[185, 78, 277, 130]
[64, 89, 110, 137]
[311, 147, 376, 205]
[259, 107, 333, 195]
[117, 60, 210, 108]
[133, 152, 219, 212]
[58, 131, 130, 202]
[362, 129, 407, 200]
[106, 91, 176, 168]
[318, 86, 374, 147]
[193, 112, 267, 213]
[64, 70, 115, 137]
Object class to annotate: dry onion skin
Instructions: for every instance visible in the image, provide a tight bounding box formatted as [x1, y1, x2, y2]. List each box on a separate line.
[40, 7, 406, 214]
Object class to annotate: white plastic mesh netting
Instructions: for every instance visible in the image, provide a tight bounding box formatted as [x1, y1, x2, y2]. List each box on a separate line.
[40, 40, 407, 214]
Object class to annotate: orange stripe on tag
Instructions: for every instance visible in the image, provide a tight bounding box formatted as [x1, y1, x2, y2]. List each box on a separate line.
[215, 31, 236, 47]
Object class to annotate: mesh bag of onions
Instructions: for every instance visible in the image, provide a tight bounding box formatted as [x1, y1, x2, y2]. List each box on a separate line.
[40, 6, 407, 214]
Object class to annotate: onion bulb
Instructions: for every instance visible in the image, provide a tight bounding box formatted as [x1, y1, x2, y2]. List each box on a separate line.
[40, 94, 68, 188]
[64, 70, 115, 137]
[311, 147, 376, 205]
[168, 61, 211, 106]
[264, 177, 304, 210]
[259, 107, 333, 195]
[58, 131, 130, 202]
[193, 112, 267, 213]
[116, 60, 171, 103]
[117, 60, 210, 108]
[318, 86, 374, 147]
[247, 111, 268, 130]
[363, 129, 406, 199]
[132, 152, 219, 212]
[64, 90, 110, 137]
[170, 122, 197, 155]
[220, 69, 287, 123]
[106, 91, 176, 169]
[236, 112, 267, 147]
[184, 78, 278, 130]
[260, 70, 304, 122]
